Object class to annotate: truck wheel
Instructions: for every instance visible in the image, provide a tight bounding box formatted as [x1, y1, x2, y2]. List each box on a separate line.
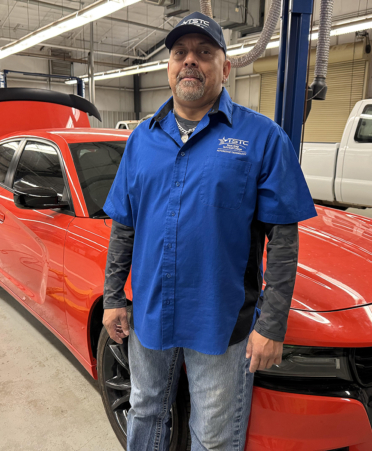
[97, 326, 191, 450]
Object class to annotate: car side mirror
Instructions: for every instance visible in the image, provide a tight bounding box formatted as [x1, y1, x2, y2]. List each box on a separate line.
[13, 183, 69, 210]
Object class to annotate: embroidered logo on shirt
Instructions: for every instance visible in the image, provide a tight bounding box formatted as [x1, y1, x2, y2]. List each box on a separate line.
[181, 19, 210, 28]
[217, 137, 249, 155]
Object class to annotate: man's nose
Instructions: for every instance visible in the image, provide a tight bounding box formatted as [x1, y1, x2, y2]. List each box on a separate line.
[183, 51, 199, 67]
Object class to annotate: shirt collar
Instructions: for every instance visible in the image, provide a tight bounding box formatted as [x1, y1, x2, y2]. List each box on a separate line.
[149, 87, 233, 129]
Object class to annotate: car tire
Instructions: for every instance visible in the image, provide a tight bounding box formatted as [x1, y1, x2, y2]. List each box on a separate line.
[97, 326, 191, 450]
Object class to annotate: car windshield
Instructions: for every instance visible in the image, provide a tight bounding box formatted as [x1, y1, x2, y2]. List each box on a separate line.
[69, 141, 126, 218]
[127, 123, 137, 130]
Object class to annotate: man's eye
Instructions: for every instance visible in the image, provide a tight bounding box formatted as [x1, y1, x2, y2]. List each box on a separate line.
[201, 50, 211, 54]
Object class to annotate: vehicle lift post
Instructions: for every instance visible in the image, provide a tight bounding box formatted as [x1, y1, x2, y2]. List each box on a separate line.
[274, 0, 314, 159]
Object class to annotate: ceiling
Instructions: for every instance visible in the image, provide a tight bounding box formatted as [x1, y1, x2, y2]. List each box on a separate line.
[0, 0, 262, 68]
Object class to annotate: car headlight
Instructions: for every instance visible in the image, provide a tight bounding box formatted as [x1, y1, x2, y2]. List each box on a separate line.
[257, 346, 353, 380]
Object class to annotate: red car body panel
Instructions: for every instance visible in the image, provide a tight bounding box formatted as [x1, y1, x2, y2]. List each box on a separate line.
[246, 388, 372, 450]
[1, 100, 372, 449]
[0, 101, 91, 137]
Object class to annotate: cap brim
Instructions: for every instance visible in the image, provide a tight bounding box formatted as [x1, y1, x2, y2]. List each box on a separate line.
[165, 25, 223, 52]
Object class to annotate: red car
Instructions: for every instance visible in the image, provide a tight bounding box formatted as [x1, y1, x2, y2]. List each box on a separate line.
[1, 88, 372, 451]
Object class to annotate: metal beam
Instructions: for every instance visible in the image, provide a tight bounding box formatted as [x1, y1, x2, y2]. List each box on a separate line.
[275, 0, 314, 157]
[16, 0, 172, 34]
[133, 74, 141, 120]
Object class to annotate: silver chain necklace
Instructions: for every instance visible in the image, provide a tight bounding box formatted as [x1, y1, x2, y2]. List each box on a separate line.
[175, 116, 197, 144]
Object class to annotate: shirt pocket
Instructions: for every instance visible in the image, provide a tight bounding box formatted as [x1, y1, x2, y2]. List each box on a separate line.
[200, 157, 252, 210]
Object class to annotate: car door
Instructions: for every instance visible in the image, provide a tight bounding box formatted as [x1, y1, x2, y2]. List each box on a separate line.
[340, 103, 372, 207]
[0, 138, 74, 340]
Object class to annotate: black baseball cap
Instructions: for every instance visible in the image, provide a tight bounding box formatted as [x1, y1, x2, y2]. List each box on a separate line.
[165, 12, 227, 55]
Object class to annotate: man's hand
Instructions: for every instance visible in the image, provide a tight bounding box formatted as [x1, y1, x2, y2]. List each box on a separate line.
[103, 308, 130, 344]
[246, 330, 283, 373]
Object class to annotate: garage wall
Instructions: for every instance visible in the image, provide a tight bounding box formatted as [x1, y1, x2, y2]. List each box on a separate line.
[234, 75, 261, 111]
[257, 42, 369, 143]
[140, 47, 170, 116]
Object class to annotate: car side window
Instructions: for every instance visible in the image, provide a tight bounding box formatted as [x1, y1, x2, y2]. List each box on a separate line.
[354, 105, 372, 143]
[13, 141, 65, 197]
[0, 141, 20, 184]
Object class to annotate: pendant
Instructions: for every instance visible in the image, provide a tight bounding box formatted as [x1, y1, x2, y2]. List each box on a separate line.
[181, 134, 189, 143]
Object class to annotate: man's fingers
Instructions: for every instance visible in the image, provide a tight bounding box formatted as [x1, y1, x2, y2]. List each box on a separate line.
[108, 327, 124, 344]
[274, 356, 282, 365]
[246, 336, 253, 359]
[103, 307, 129, 343]
[120, 317, 130, 336]
[249, 355, 260, 373]
[258, 357, 269, 371]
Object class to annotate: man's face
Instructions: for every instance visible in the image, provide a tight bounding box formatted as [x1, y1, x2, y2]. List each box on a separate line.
[168, 33, 230, 105]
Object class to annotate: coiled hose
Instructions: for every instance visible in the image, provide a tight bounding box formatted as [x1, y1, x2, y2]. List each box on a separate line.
[199, 0, 282, 68]
[310, 0, 334, 99]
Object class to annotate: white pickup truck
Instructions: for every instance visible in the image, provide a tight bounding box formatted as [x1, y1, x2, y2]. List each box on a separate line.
[302, 99, 372, 209]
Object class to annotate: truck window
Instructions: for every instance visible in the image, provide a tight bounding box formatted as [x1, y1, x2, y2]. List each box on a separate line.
[354, 105, 372, 143]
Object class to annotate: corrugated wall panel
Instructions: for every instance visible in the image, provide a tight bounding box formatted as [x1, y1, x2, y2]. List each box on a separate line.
[259, 60, 367, 143]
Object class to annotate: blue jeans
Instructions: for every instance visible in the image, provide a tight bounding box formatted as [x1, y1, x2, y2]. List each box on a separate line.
[127, 331, 254, 451]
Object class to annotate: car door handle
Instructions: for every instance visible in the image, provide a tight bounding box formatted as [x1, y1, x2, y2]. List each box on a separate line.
[0, 212, 5, 223]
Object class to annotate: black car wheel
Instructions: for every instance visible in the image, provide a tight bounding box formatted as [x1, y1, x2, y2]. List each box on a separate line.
[97, 326, 191, 450]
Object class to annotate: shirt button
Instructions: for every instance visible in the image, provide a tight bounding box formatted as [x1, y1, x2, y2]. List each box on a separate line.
[176, 182, 180, 187]
[171, 211, 175, 216]
[166, 273, 171, 278]
[181, 152, 185, 157]
[166, 300, 170, 305]
[167, 243, 172, 248]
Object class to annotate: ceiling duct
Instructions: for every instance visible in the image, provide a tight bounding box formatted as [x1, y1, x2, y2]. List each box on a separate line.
[50, 49, 72, 77]
[164, 0, 264, 33]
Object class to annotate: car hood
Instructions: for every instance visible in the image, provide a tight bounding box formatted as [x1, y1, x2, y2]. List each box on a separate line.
[287, 207, 372, 312]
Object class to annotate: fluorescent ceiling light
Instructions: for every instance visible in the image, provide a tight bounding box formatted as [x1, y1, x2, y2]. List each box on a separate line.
[331, 20, 372, 36]
[66, 61, 169, 84]
[0, 0, 141, 60]
[227, 40, 280, 57]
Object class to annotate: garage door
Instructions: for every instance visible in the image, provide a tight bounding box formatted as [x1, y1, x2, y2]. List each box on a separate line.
[259, 59, 367, 143]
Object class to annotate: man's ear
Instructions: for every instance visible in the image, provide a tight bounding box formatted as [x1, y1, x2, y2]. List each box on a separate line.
[223, 58, 231, 80]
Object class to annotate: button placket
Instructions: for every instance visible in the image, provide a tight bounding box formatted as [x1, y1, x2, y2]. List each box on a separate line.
[161, 150, 189, 346]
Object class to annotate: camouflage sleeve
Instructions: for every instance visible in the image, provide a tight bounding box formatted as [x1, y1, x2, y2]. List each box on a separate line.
[254, 222, 299, 342]
[103, 220, 134, 310]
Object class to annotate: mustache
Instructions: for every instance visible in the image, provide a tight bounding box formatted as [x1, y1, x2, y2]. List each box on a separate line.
[176, 69, 205, 83]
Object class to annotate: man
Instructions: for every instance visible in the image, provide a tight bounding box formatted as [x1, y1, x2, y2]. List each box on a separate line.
[103, 11, 317, 451]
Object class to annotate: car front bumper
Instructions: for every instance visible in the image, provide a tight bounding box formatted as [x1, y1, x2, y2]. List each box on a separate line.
[245, 386, 372, 450]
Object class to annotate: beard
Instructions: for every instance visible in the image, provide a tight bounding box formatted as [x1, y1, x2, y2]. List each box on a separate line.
[175, 69, 205, 101]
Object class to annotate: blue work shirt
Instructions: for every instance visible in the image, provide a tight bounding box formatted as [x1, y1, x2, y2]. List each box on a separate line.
[104, 88, 317, 355]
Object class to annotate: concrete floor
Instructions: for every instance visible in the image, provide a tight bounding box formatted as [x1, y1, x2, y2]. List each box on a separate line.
[0, 207, 371, 451]
[0, 287, 123, 451]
